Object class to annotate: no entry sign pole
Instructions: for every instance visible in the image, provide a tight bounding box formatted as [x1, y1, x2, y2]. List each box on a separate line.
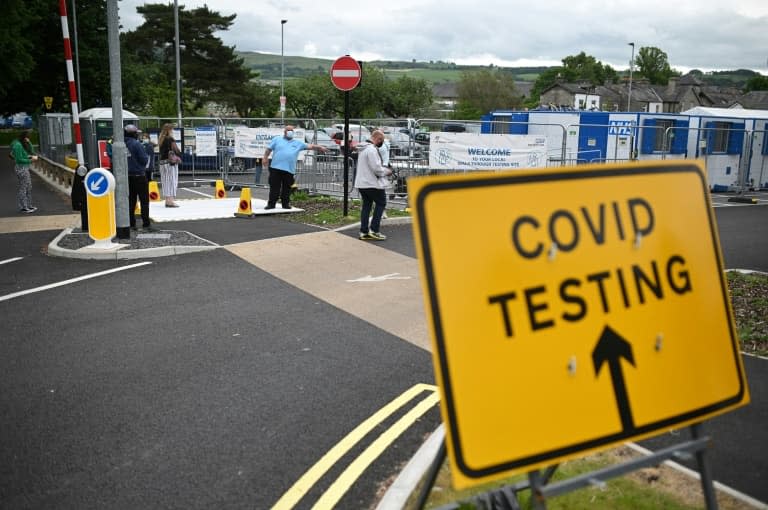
[330, 56, 362, 216]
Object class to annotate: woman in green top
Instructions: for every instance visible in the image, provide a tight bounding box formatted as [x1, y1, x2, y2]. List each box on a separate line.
[10, 130, 38, 213]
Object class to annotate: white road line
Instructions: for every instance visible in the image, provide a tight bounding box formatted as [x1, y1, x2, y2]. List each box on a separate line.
[0, 257, 24, 265]
[0, 262, 152, 303]
[181, 187, 215, 198]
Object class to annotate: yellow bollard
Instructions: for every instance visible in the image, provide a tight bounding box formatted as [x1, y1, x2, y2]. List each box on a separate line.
[234, 187, 254, 218]
[84, 168, 119, 248]
[215, 179, 226, 199]
[148, 180, 161, 201]
[134, 201, 141, 216]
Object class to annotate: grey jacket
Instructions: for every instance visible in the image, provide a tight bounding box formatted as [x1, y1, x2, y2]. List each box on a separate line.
[354, 144, 389, 189]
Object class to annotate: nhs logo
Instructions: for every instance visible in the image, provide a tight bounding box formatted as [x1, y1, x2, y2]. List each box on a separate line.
[609, 121, 635, 136]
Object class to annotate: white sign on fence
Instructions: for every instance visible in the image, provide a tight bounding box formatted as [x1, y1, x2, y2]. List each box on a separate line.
[195, 126, 218, 157]
[234, 127, 305, 159]
[428, 132, 547, 171]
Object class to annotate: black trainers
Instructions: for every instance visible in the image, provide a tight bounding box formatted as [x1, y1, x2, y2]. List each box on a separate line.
[264, 205, 276, 210]
[141, 226, 158, 232]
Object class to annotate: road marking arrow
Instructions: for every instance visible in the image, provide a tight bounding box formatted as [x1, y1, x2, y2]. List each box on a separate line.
[346, 273, 412, 283]
[90, 175, 105, 192]
[592, 325, 636, 432]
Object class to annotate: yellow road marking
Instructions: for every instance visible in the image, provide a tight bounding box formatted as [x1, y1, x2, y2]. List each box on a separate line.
[271, 383, 438, 510]
[311, 392, 440, 509]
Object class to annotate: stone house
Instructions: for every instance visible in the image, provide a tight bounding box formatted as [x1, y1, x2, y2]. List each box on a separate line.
[536, 73, 746, 113]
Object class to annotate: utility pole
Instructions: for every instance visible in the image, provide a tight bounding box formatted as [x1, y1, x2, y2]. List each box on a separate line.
[107, 0, 130, 239]
[627, 42, 635, 112]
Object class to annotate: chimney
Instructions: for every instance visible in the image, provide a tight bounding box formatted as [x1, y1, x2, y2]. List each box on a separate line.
[666, 76, 679, 95]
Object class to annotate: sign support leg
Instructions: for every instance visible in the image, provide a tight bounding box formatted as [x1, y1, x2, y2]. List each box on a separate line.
[415, 440, 446, 510]
[342, 91, 350, 217]
[527, 470, 548, 510]
[692, 423, 719, 510]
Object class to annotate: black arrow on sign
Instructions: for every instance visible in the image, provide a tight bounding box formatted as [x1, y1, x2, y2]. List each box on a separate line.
[592, 325, 636, 432]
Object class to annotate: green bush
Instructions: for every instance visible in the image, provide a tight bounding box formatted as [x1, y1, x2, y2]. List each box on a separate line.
[0, 130, 39, 146]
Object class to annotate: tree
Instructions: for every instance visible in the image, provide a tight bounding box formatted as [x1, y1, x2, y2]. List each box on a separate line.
[745, 74, 768, 92]
[0, 0, 113, 116]
[526, 52, 618, 108]
[122, 3, 253, 114]
[635, 46, 678, 85]
[561, 52, 618, 85]
[455, 68, 521, 119]
[284, 75, 338, 119]
[0, 0, 37, 112]
[382, 75, 433, 117]
[343, 64, 390, 118]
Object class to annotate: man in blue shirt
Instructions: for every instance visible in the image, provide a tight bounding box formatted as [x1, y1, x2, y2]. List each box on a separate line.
[262, 125, 328, 209]
[124, 124, 152, 231]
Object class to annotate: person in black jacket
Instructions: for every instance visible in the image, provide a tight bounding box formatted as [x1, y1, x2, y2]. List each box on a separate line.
[124, 124, 152, 231]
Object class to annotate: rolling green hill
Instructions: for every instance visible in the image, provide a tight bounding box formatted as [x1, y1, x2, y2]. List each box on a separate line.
[237, 51, 760, 90]
[237, 51, 549, 84]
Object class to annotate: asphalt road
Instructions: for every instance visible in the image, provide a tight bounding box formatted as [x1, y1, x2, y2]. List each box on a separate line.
[0, 232, 440, 509]
[0, 155, 441, 509]
[1, 155, 766, 507]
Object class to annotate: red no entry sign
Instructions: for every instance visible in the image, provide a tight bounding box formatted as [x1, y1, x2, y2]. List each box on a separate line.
[330, 56, 362, 91]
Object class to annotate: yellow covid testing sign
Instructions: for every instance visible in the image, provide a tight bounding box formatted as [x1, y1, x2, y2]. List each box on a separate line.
[409, 161, 749, 489]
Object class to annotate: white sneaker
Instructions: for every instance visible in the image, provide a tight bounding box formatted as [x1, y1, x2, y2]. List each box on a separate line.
[369, 231, 387, 241]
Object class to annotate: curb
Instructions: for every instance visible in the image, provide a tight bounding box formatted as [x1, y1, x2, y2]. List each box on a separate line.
[47, 227, 219, 260]
[333, 215, 413, 233]
[376, 424, 444, 510]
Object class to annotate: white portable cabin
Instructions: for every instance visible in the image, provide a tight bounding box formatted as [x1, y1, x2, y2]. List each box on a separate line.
[79, 107, 139, 170]
[681, 107, 768, 190]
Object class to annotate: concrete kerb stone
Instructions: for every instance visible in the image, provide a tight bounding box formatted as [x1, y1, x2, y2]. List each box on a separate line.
[376, 424, 445, 510]
[47, 227, 219, 260]
[333, 215, 413, 232]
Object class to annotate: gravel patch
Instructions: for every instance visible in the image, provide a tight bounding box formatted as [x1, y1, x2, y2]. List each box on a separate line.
[56, 228, 217, 250]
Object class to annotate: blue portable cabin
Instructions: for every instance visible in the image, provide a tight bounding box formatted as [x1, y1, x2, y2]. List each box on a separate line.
[482, 109, 690, 165]
[483, 107, 768, 190]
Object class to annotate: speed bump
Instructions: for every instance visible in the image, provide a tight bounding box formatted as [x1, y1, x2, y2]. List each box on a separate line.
[234, 187, 254, 218]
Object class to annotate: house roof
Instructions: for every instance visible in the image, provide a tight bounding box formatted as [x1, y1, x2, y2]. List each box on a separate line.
[541, 82, 588, 94]
[738, 91, 768, 110]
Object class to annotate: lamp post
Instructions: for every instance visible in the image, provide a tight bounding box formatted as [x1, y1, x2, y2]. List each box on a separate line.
[627, 42, 635, 112]
[174, 0, 182, 124]
[281, 19, 287, 122]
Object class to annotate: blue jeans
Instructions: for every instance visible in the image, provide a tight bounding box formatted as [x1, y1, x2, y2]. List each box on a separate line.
[359, 188, 386, 233]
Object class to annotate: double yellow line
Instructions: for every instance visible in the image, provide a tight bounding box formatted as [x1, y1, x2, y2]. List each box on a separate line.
[272, 383, 440, 509]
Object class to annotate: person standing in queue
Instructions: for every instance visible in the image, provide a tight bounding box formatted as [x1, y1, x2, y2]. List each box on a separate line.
[124, 124, 152, 232]
[158, 123, 181, 207]
[354, 130, 392, 240]
[10, 130, 38, 213]
[262, 125, 328, 210]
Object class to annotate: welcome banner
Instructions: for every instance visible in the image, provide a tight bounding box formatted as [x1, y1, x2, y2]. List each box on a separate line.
[429, 132, 548, 171]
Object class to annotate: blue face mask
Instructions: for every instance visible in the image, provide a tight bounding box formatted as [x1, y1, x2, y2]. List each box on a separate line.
[285, 130, 294, 140]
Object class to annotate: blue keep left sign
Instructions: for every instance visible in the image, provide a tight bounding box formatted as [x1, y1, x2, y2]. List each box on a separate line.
[84, 168, 115, 198]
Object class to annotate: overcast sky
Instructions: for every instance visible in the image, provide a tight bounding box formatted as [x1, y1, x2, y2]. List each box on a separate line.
[117, 0, 768, 74]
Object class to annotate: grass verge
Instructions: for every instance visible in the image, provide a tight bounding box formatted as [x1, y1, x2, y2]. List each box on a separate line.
[284, 190, 410, 228]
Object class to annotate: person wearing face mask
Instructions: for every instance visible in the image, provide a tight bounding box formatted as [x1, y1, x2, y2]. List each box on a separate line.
[353, 130, 392, 240]
[262, 125, 328, 210]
